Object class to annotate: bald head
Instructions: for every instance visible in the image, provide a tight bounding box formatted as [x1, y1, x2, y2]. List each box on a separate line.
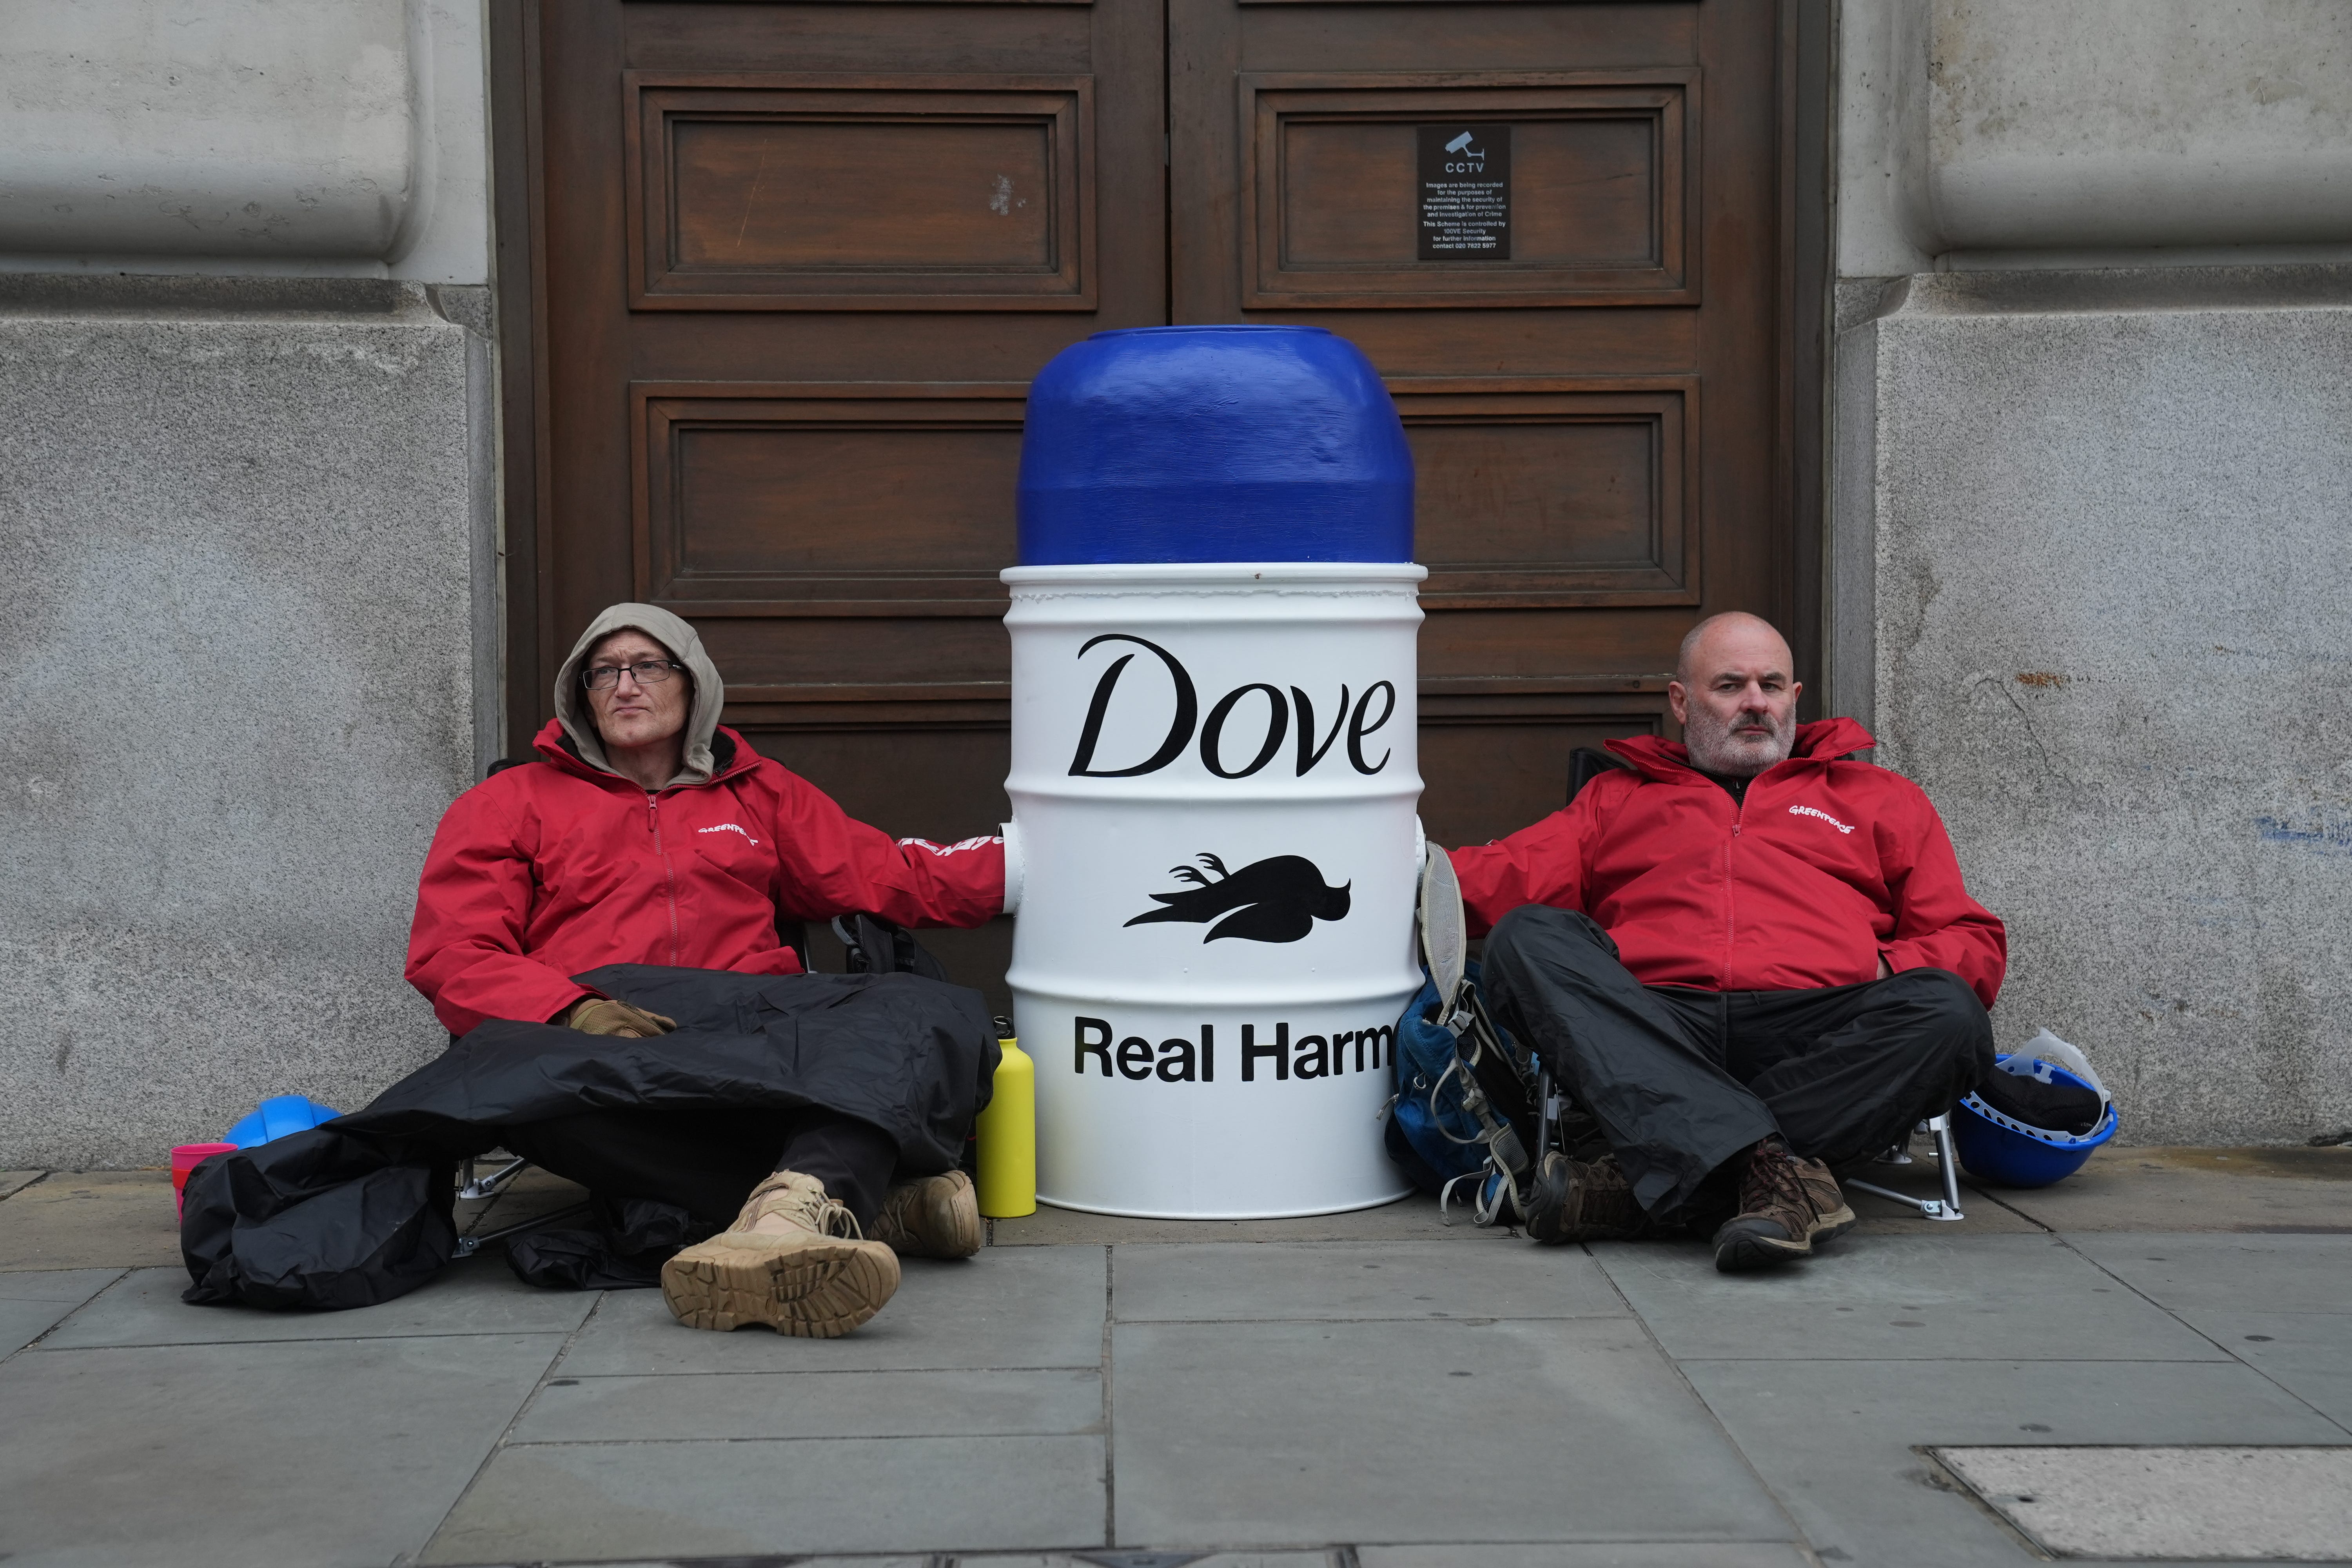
[1675, 612, 1790, 688]
[1669, 613, 1802, 777]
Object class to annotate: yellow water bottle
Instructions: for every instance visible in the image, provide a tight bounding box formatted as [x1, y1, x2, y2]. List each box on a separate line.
[977, 1030, 1036, 1217]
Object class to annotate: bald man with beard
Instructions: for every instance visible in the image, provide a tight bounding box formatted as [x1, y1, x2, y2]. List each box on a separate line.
[1447, 613, 2004, 1272]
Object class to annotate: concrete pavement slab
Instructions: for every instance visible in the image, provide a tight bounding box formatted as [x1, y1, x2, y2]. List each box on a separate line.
[0, 1170, 180, 1270]
[949, 1558, 1332, 1568]
[1935, 1445, 2352, 1561]
[992, 1193, 1519, 1247]
[2067, 1231, 2352, 1314]
[957, 1557, 1337, 1568]
[2159, 1309, 2352, 1427]
[419, 1434, 1106, 1563]
[0, 1266, 123, 1303]
[593, 1559, 934, 1568]
[1591, 1232, 2228, 1361]
[1358, 1547, 1817, 1568]
[42, 1257, 597, 1348]
[1112, 1316, 1791, 1549]
[1113, 1240, 1628, 1323]
[0, 1332, 567, 1568]
[557, 1247, 1107, 1376]
[0, 1171, 43, 1201]
[514, 1365, 1103, 1442]
[0, 1268, 122, 1357]
[1681, 1356, 2352, 1568]
[1984, 1145, 2352, 1232]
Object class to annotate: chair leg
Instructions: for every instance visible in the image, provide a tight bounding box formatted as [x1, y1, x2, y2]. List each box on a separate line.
[1928, 1112, 1966, 1220]
[451, 1201, 589, 1259]
[459, 1156, 529, 1201]
[1535, 1069, 1557, 1163]
[1845, 1116, 1966, 1221]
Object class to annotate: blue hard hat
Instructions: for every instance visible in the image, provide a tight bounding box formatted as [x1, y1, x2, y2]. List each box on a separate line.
[224, 1094, 343, 1148]
[1952, 1055, 2118, 1187]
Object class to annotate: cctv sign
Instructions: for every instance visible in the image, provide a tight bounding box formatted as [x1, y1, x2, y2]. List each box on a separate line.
[1417, 124, 1512, 260]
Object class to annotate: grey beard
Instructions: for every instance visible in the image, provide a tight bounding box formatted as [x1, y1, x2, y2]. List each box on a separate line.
[1684, 712, 1794, 777]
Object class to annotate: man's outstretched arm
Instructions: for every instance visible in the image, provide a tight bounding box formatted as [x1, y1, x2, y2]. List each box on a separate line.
[755, 762, 1007, 930]
[1446, 789, 1604, 937]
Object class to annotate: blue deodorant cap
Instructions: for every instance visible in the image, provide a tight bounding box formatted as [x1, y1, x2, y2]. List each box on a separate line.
[1017, 326, 1414, 565]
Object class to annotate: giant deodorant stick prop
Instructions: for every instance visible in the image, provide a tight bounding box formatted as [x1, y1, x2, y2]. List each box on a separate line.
[1001, 326, 1424, 1218]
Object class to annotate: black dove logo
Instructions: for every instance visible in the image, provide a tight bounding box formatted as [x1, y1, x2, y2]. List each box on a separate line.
[1124, 853, 1352, 944]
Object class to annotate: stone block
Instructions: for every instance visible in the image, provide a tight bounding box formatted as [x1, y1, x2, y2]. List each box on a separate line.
[1844, 269, 2352, 1143]
[0, 280, 482, 1165]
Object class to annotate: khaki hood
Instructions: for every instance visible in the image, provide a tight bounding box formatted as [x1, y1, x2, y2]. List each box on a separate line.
[553, 603, 727, 787]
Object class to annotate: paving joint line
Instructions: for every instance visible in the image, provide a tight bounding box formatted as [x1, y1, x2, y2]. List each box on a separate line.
[25, 1326, 590, 1352]
[0, 1169, 57, 1203]
[1101, 1241, 1118, 1549]
[1578, 1240, 1819, 1557]
[0, 1265, 131, 1370]
[409, 1285, 615, 1560]
[2054, 1230, 2352, 1439]
[537, 1361, 1107, 1377]
[499, 1431, 1103, 1446]
[1111, 1310, 1636, 1325]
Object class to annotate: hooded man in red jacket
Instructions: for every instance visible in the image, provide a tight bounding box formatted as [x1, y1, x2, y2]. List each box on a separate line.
[407, 604, 1007, 1336]
[1449, 612, 2002, 1272]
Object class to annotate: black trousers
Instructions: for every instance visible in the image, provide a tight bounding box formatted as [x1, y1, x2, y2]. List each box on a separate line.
[1480, 905, 1994, 1221]
[502, 1107, 900, 1232]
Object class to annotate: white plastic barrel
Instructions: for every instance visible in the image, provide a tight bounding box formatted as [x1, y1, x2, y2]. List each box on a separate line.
[1002, 566, 1426, 1218]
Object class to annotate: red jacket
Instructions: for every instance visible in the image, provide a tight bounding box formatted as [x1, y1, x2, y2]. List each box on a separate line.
[1449, 718, 2005, 1007]
[407, 721, 1005, 1035]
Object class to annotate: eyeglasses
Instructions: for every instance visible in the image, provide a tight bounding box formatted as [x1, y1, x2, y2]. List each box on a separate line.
[583, 659, 684, 691]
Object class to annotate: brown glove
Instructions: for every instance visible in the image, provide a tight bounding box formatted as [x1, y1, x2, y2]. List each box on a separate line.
[564, 998, 679, 1038]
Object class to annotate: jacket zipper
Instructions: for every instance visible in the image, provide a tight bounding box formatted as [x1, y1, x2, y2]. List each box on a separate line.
[648, 792, 682, 965]
[1726, 788, 1746, 978]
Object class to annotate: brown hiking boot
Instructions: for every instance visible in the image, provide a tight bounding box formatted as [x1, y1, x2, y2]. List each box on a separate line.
[1711, 1140, 1857, 1273]
[871, 1169, 982, 1259]
[660, 1170, 900, 1336]
[1522, 1149, 1651, 1244]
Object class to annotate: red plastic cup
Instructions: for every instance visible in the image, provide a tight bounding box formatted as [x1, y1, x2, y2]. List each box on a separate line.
[171, 1143, 239, 1216]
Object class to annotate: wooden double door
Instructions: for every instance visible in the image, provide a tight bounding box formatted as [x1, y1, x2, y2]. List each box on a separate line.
[497, 0, 1818, 998]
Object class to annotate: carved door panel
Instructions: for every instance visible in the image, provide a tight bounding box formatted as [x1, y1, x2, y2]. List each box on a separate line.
[1169, 0, 1796, 853]
[509, 0, 1805, 1002]
[518, 0, 1166, 993]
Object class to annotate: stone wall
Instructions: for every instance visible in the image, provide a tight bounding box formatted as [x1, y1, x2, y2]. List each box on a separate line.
[0, 277, 487, 1167]
[1842, 269, 2352, 1144]
[1831, 0, 2352, 1142]
[0, 0, 493, 1168]
[0, 0, 488, 281]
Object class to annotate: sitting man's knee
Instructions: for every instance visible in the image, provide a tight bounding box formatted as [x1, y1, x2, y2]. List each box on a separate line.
[1883, 965, 1995, 1073]
[1884, 964, 1981, 1015]
[1489, 902, 1618, 963]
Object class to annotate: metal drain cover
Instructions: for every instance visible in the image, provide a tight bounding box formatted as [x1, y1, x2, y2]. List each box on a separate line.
[1933, 1446, 2352, 1561]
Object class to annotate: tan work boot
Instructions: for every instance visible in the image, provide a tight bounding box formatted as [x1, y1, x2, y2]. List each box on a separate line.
[1711, 1139, 1857, 1273]
[871, 1169, 982, 1259]
[659, 1171, 900, 1336]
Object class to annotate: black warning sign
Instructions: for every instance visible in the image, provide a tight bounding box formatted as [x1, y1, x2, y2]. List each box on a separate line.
[1416, 124, 1512, 261]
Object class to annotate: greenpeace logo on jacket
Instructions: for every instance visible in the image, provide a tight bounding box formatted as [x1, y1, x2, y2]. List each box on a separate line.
[1448, 718, 2006, 1007]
